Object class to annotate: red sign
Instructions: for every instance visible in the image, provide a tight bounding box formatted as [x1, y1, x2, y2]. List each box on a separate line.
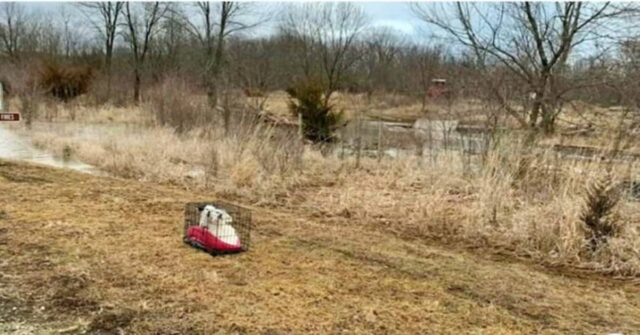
[0, 113, 20, 121]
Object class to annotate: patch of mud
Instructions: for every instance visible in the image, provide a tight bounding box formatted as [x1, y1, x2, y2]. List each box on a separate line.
[0, 322, 38, 335]
[48, 273, 98, 313]
[0, 226, 7, 245]
[0, 168, 51, 183]
[9, 243, 57, 270]
[0, 296, 32, 323]
[87, 307, 136, 335]
[331, 308, 388, 334]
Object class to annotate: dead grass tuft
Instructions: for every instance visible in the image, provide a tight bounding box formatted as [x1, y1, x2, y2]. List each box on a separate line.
[48, 273, 98, 312]
[87, 307, 137, 334]
[581, 175, 622, 252]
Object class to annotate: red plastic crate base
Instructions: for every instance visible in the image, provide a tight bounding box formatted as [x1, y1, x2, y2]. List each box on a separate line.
[184, 226, 243, 255]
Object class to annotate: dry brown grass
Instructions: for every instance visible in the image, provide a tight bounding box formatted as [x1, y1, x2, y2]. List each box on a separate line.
[257, 90, 485, 123]
[11, 92, 640, 278]
[22, 121, 309, 204]
[3, 88, 640, 333]
[5, 96, 151, 124]
[18, 129, 640, 278]
[1, 160, 640, 334]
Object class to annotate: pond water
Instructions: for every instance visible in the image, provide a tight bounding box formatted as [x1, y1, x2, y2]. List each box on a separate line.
[339, 118, 489, 157]
[0, 125, 100, 174]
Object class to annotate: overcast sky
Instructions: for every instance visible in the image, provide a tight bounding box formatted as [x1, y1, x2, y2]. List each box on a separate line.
[24, 2, 425, 39]
[359, 2, 423, 35]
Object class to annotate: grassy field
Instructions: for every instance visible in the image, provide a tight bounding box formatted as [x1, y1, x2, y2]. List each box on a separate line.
[14, 113, 640, 277]
[3, 89, 640, 333]
[1, 160, 640, 334]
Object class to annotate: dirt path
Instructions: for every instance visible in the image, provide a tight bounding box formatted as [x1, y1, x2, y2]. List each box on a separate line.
[1, 160, 639, 334]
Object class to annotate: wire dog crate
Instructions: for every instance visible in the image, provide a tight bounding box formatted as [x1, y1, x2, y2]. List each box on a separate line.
[183, 201, 251, 255]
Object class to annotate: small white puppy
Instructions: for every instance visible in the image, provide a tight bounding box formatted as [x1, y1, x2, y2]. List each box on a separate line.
[199, 205, 240, 246]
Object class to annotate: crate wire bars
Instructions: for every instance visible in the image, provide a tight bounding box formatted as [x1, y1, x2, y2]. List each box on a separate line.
[183, 201, 251, 255]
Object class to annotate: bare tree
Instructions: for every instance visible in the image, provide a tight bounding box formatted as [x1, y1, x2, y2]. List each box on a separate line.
[413, 2, 626, 133]
[280, 3, 368, 105]
[362, 27, 405, 100]
[0, 3, 28, 60]
[37, 20, 62, 59]
[231, 38, 275, 111]
[58, 5, 84, 58]
[183, 2, 264, 108]
[402, 45, 446, 113]
[79, 2, 124, 99]
[603, 39, 640, 158]
[122, 2, 167, 102]
[155, 5, 189, 72]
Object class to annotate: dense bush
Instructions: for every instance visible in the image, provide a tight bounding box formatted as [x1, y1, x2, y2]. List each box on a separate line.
[286, 80, 342, 143]
[580, 176, 621, 252]
[39, 63, 93, 101]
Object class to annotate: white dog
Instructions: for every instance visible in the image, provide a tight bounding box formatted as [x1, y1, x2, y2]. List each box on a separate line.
[199, 205, 240, 246]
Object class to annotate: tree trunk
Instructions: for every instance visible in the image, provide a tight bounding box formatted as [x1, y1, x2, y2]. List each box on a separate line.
[540, 105, 555, 134]
[529, 73, 555, 132]
[133, 66, 141, 103]
[206, 59, 221, 108]
[105, 54, 112, 101]
[206, 29, 225, 109]
[541, 119, 555, 134]
[206, 76, 218, 108]
[529, 91, 558, 134]
[529, 98, 542, 128]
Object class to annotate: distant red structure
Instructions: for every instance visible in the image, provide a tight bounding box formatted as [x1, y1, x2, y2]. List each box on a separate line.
[0, 113, 20, 121]
[426, 78, 450, 100]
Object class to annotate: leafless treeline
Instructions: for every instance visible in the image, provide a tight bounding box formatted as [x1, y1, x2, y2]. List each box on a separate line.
[1, 2, 639, 133]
